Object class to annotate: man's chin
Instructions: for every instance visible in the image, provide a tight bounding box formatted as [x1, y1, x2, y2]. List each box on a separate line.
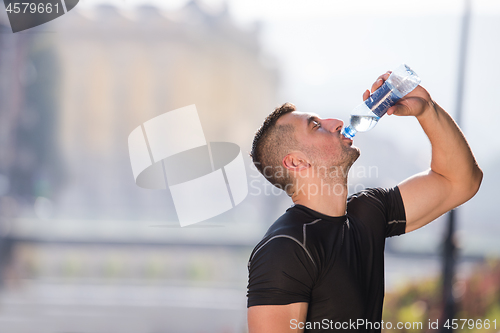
[353, 146, 361, 158]
[346, 146, 360, 167]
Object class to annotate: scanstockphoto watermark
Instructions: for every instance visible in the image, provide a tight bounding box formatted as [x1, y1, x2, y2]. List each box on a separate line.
[290, 318, 423, 331]
[249, 162, 379, 197]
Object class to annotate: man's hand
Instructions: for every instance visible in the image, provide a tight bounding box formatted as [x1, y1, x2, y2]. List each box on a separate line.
[362, 71, 433, 118]
[365, 70, 483, 233]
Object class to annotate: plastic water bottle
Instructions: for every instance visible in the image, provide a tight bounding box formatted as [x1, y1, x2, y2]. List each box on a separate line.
[341, 64, 421, 139]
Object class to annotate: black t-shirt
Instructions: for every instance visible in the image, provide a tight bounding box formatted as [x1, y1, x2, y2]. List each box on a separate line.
[247, 187, 406, 332]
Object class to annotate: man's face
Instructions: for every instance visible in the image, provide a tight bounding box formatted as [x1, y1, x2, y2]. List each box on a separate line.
[278, 111, 360, 172]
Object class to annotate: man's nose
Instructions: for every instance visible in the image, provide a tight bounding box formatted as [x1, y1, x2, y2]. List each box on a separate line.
[323, 118, 344, 132]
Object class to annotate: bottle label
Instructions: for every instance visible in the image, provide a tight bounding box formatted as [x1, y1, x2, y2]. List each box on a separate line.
[364, 82, 400, 118]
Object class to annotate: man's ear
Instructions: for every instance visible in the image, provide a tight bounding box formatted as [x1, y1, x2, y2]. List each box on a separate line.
[283, 152, 310, 171]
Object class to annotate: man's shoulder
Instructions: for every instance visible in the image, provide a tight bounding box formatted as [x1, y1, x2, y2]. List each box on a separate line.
[347, 186, 400, 208]
[348, 186, 388, 200]
[248, 208, 319, 270]
[347, 186, 407, 238]
[259, 206, 311, 243]
[249, 206, 320, 263]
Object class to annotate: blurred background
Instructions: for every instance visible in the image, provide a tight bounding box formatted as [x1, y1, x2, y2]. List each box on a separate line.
[0, 0, 499, 332]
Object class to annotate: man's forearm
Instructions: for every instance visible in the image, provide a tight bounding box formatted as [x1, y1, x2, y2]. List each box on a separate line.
[415, 100, 482, 191]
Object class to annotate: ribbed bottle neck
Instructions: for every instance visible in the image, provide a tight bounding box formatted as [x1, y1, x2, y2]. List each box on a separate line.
[341, 125, 357, 139]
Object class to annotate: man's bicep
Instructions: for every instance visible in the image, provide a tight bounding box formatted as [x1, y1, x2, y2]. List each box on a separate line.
[248, 302, 308, 333]
[398, 169, 460, 232]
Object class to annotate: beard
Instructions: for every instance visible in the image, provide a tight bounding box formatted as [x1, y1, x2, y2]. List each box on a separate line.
[303, 141, 360, 181]
[339, 142, 360, 169]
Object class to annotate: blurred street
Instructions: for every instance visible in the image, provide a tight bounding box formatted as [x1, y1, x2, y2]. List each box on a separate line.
[0, 281, 246, 333]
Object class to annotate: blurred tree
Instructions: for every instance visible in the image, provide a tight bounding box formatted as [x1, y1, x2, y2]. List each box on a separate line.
[383, 260, 500, 333]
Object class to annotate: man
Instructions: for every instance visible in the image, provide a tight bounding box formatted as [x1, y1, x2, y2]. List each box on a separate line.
[246, 71, 483, 332]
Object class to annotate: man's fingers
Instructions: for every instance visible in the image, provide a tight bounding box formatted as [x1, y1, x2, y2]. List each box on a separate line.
[362, 89, 370, 101]
[370, 71, 391, 93]
[371, 79, 383, 93]
[387, 105, 403, 116]
[388, 100, 413, 116]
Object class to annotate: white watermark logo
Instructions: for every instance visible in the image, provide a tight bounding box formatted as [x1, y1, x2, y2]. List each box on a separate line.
[128, 105, 248, 227]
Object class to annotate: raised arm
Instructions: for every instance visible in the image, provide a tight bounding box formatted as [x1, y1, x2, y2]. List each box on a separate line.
[365, 72, 483, 233]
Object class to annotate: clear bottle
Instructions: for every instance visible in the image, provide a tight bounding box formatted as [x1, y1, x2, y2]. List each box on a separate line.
[341, 64, 421, 139]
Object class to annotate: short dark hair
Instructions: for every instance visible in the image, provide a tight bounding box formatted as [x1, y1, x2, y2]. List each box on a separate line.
[250, 103, 298, 196]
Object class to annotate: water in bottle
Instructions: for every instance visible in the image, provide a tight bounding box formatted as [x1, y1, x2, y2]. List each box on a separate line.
[341, 64, 421, 139]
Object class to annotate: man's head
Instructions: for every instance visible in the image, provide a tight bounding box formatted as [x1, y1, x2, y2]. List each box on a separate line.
[251, 103, 360, 196]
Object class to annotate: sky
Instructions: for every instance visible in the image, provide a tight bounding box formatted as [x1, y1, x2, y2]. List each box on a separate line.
[77, 0, 500, 20]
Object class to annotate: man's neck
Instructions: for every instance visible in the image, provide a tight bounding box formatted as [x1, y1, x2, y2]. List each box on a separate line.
[291, 177, 348, 217]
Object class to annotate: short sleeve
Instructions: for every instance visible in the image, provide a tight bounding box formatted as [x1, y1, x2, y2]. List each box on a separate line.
[367, 186, 407, 237]
[247, 236, 316, 307]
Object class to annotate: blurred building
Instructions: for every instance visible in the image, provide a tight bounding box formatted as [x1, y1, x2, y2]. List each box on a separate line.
[0, 13, 64, 203]
[52, 1, 279, 221]
[0, 3, 279, 332]
[0, 9, 68, 289]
